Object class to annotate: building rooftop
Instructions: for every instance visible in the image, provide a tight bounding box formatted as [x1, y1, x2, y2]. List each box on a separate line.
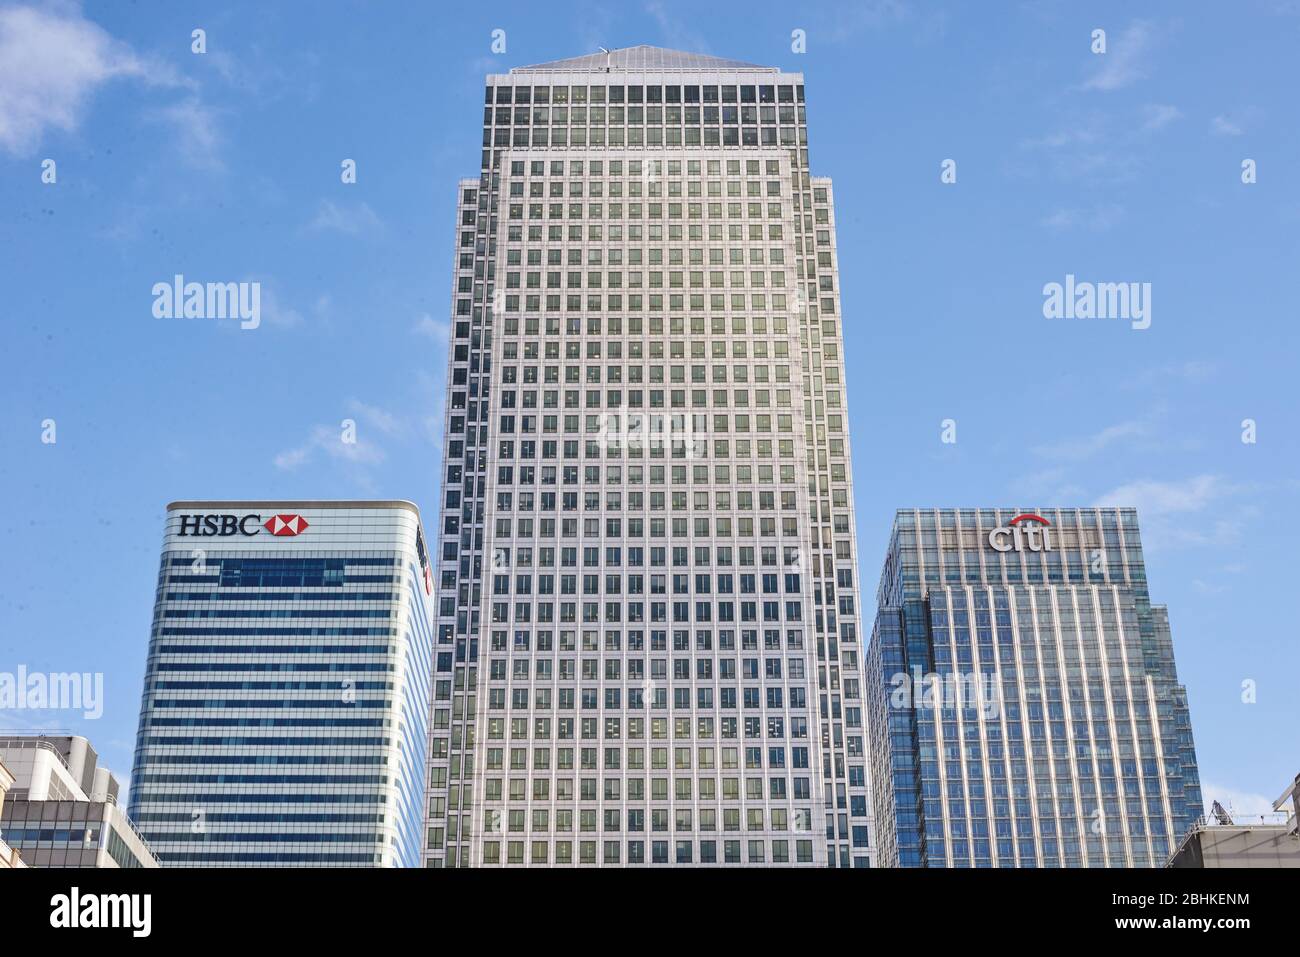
[512, 45, 773, 75]
[166, 500, 420, 513]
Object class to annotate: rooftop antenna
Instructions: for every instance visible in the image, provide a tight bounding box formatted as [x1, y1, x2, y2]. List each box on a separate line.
[599, 46, 612, 72]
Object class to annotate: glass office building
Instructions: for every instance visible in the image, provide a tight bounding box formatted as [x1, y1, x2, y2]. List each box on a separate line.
[128, 501, 434, 866]
[425, 46, 872, 867]
[866, 507, 1202, 868]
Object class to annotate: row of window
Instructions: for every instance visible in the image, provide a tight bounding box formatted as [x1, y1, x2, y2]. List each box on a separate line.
[474, 714, 858, 741]
[487, 84, 805, 106]
[506, 175, 791, 196]
[464, 224, 827, 251]
[488, 626, 825, 647]
[489, 487, 814, 513]
[921, 845, 1168, 868]
[165, 591, 396, 602]
[479, 804, 815, 828]
[482, 598, 806, 624]
[491, 260, 826, 282]
[498, 407, 804, 430]
[487, 443, 824, 466]
[484, 687, 814, 711]
[489, 105, 802, 127]
[494, 569, 807, 590]
[499, 267, 796, 289]
[479, 837, 817, 866]
[481, 159, 820, 190]
[488, 128, 803, 149]
[898, 509, 1140, 531]
[475, 217, 828, 242]
[473, 743, 813, 768]
[504, 201, 792, 222]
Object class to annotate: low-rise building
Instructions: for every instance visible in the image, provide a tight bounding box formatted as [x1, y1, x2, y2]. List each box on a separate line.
[0, 735, 157, 868]
[1167, 773, 1300, 868]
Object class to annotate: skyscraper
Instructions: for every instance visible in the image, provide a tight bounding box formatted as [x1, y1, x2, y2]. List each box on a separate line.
[425, 46, 872, 867]
[129, 501, 434, 866]
[866, 507, 1203, 868]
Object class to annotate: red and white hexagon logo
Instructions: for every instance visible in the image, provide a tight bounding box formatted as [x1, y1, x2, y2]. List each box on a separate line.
[263, 514, 310, 537]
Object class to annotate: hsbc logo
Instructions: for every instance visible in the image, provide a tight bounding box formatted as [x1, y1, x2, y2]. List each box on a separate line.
[988, 514, 1052, 553]
[264, 514, 310, 537]
[177, 513, 310, 538]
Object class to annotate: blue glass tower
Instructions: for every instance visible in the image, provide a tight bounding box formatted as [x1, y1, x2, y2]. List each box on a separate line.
[866, 507, 1202, 868]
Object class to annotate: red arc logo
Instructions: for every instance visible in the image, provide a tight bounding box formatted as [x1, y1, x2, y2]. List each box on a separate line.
[264, 514, 310, 537]
[1008, 513, 1050, 526]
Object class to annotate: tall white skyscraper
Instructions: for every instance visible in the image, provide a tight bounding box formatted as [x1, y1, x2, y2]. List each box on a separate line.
[425, 46, 871, 867]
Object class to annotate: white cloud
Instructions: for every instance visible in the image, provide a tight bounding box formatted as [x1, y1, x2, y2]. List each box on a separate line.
[1021, 124, 1102, 151]
[1018, 115, 1143, 183]
[1211, 108, 1262, 137]
[644, 1, 712, 54]
[1041, 208, 1075, 229]
[306, 199, 384, 236]
[414, 313, 450, 342]
[274, 400, 411, 473]
[1089, 476, 1260, 549]
[0, 5, 228, 166]
[415, 369, 446, 452]
[347, 399, 404, 437]
[1080, 21, 1155, 92]
[253, 282, 304, 328]
[1142, 103, 1182, 130]
[1210, 114, 1243, 136]
[1041, 203, 1126, 232]
[1125, 360, 1216, 389]
[271, 443, 311, 471]
[1011, 466, 1086, 503]
[0, 4, 148, 154]
[0, 708, 44, 731]
[1202, 783, 1284, 821]
[818, 0, 911, 43]
[148, 96, 222, 170]
[1092, 474, 1224, 515]
[1033, 420, 1147, 461]
[274, 422, 386, 472]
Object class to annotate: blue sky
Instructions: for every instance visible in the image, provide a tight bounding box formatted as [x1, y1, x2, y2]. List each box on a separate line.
[1, 0, 1296, 819]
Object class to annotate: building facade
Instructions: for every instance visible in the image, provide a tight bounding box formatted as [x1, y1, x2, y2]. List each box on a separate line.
[867, 507, 1203, 868]
[0, 735, 156, 868]
[0, 757, 24, 868]
[128, 501, 433, 866]
[425, 46, 871, 867]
